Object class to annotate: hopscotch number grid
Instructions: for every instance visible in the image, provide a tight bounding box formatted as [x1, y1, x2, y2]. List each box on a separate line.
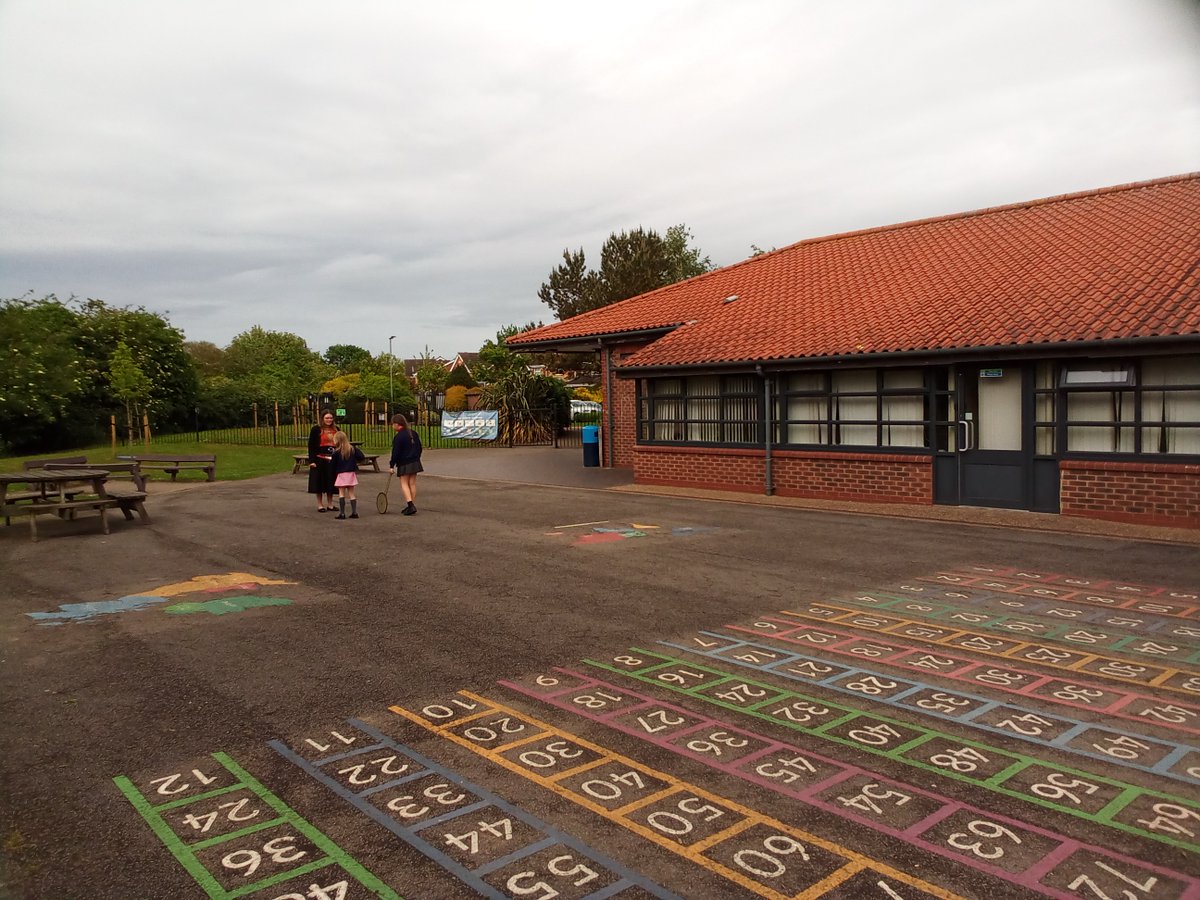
[268, 717, 678, 900]
[585, 649, 1200, 853]
[390, 692, 962, 900]
[503, 666, 1200, 900]
[114, 752, 397, 900]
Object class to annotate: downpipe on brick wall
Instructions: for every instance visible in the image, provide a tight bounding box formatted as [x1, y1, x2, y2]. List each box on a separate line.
[757, 364, 775, 496]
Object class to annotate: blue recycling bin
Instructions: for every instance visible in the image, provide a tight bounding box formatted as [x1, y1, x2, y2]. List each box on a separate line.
[582, 425, 600, 467]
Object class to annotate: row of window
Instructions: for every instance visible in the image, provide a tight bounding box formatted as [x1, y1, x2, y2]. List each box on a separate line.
[637, 356, 1200, 457]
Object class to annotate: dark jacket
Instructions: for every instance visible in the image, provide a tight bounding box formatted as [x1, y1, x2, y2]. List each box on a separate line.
[390, 428, 422, 469]
[331, 446, 365, 476]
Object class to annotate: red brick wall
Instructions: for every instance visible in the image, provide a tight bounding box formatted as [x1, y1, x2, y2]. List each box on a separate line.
[601, 341, 650, 468]
[635, 446, 933, 504]
[1060, 460, 1200, 528]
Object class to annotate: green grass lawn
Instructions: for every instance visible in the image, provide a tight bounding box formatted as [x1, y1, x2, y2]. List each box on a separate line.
[0, 442, 297, 481]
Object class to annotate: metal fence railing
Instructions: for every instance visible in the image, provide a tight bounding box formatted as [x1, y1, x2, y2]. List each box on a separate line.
[153, 414, 593, 451]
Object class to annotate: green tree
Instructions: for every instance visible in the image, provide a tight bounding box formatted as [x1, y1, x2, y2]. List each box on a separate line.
[350, 373, 416, 412]
[537, 249, 600, 320]
[224, 326, 325, 402]
[413, 346, 448, 422]
[475, 326, 570, 441]
[323, 344, 372, 373]
[185, 341, 226, 377]
[663, 224, 713, 282]
[109, 341, 153, 444]
[538, 223, 712, 320]
[0, 295, 85, 452]
[446, 365, 477, 389]
[74, 298, 199, 433]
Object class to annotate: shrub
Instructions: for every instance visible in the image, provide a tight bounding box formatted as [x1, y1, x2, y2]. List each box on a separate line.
[444, 384, 468, 412]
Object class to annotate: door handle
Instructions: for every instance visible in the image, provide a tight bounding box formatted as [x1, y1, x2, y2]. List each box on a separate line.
[957, 419, 975, 451]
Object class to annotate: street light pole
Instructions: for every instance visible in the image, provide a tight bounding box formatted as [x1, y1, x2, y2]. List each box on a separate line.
[388, 335, 396, 413]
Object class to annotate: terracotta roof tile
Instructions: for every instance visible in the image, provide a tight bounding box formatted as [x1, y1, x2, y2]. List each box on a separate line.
[510, 174, 1200, 368]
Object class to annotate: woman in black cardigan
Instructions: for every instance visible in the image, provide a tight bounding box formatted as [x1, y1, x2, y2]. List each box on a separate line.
[307, 409, 338, 511]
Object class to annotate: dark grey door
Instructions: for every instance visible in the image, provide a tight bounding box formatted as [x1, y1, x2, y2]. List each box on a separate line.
[956, 365, 1030, 509]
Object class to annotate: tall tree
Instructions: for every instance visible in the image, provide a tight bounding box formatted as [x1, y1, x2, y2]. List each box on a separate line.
[224, 326, 325, 402]
[185, 341, 226, 377]
[413, 345, 448, 422]
[537, 248, 599, 320]
[323, 344, 372, 373]
[537, 223, 712, 320]
[664, 224, 713, 282]
[0, 296, 84, 452]
[109, 341, 153, 444]
[74, 298, 199, 432]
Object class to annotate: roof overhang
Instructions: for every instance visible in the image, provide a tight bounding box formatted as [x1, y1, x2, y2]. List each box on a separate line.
[506, 325, 679, 353]
[614, 334, 1200, 377]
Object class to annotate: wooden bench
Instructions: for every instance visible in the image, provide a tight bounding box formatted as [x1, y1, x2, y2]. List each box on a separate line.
[130, 453, 216, 481]
[292, 453, 380, 474]
[107, 488, 151, 524]
[23, 455, 88, 469]
[2, 497, 119, 542]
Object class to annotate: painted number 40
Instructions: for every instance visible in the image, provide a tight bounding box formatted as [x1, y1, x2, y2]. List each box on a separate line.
[271, 882, 349, 900]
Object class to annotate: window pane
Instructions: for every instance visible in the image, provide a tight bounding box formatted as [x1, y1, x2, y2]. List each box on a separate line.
[786, 394, 827, 444]
[883, 368, 923, 389]
[1141, 357, 1200, 455]
[882, 394, 925, 447]
[1066, 391, 1134, 452]
[787, 372, 824, 392]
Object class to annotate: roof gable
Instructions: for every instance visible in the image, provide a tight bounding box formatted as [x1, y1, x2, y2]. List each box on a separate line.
[509, 174, 1200, 367]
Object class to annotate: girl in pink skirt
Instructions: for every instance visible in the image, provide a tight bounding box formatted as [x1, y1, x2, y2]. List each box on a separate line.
[330, 431, 365, 519]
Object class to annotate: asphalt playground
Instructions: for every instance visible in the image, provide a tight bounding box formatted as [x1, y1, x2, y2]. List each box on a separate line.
[2, 447, 1198, 899]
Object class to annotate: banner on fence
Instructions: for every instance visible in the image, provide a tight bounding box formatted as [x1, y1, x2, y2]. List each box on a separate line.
[441, 410, 499, 440]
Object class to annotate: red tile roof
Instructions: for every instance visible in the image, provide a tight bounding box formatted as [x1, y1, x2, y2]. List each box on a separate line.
[509, 174, 1200, 368]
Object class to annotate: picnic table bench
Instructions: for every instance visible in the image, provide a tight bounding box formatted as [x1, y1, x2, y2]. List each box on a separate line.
[292, 452, 381, 474]
[41, 460, 147, 491]
[127, 453, 216, 481]
[0, 468, 149, 541]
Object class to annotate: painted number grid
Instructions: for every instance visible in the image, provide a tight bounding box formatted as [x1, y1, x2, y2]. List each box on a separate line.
[925, 568, 1200, 620]
[780, 603, 1200, 697]
[725, 617, 1200, 739]
[114, 752, 397, 900]
[502, 666, 1200, 900]
[585, 649, 1200, 853]
[821, 591, 1200, 664]
[685, 628, 1200, 784]
[390, 692, 960, 900]
[897, 581, 1200, 641]
[268, 717, 677, 899]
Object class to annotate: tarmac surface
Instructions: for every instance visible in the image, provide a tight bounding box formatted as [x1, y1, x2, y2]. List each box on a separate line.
[2, 446, 1199, 899]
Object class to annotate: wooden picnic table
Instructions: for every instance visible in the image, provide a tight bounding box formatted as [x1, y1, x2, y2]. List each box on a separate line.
[291, 449, 382, 474]
[0, 468, 151, 541]
[1, 469, 117, 541]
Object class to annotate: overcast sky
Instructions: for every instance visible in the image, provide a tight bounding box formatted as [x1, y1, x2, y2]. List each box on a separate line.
[1, 1, 1197, 361]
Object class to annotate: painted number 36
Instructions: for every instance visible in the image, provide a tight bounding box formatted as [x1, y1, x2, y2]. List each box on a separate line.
[222, 835, 306, 877]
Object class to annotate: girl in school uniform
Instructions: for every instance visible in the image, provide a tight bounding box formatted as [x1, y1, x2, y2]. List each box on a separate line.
[330, 431, 365, 519]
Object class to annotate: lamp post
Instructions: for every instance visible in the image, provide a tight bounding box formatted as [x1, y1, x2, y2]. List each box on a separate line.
[388, 335, 397, 413]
